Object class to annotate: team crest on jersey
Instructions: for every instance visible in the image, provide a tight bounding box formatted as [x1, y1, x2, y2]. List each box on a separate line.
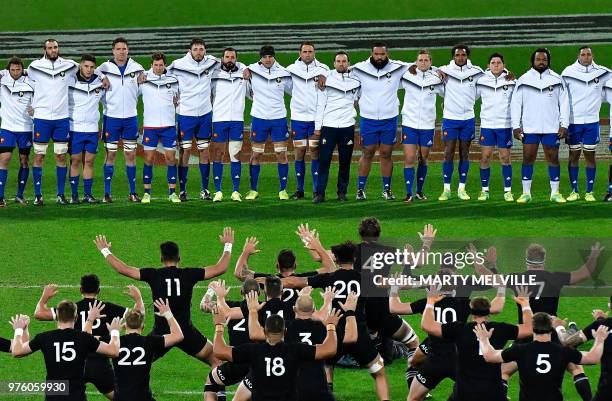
[213, 133, 218, 138]
[105, 132, 110, 138]
[291, 131, 296, 137]
[0, 137, 4, 143]
[35, 132, 40, 138]
[503, 85, 508, 91]
[95, 88, 101, 94]
[204, 69, 210, 75]
[429, 85, 435, 91]
[180, 131, 185, 138]
[594, 78, 599, 84]
[385, 72, 391, 79]
[144, 136, 150, 143]
[165, 83, 171, 89]
[351, 89, 356, 94]
[251, 132, 256, 137]
[275, 77, 282, 83]
[480, 135, 484, 141]
[130, 72, 135, 78]
[443, 131, 448, 136]
[59, 71, 65, 77]
[548, 85, 554, 92]
[467, 76, 473, 82]
[18, 91, 24, 97]
[314, 76, 319, 82]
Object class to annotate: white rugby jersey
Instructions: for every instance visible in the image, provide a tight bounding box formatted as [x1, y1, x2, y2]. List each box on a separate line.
[475, 70, 516, 129]
[511, 68, 570, 134]
[0, 74, 34, 132]
[286, 58, 329, 122]
[211, 62, 250, 122]
[561, 61, 611, 125]
[350, 59, 408, 120]
[27, 56, 79, 120]
[97, 58, 144, 119]
[314, 70, 360, 130]
[68, 74, 104, 132]
[168, 53, 220, 117]
[439, 60, 484, 120]
[140, 70, 179, 128]
[400, 67, 444, 130]
[248, 62, 292, 120]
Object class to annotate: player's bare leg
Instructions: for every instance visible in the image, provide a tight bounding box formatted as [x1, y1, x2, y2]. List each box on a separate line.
[407, 379, 431, 401]
[231, 381, 252, 401]
[543, 144, 564, 202]
[501, 361, 517, 397]
[366, 355, 390, 401]
[103, 390, 113, 400]
[273, 141, 289, 200]
[457, 139, 471, 199]
[204, 366, 226, 401]
[357, 143, 377, 199]
[567, 363, 591, 401]
[379, 143, 394, 199]
[439, 139, 456, 200]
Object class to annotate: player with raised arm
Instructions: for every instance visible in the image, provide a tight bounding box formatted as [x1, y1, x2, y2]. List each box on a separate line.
[475, 53, 516, 201]
[0, 57, 33, 206]
[10, 302, 121, 401]
[555, 297, 612, 401]
[212, 303, 340, 401]
[282, 241, 392, 401]
[210, 47, 249, 202]
[34, 278, 143, 400]
[478, 312, 609, 401]
[419, 288, 532, 401]
[245, 45, 292, 201]
[168, 38, 220, 201]
[94, 298, 183, 401]
[93, 227, 234, 372]
[139, 52, 180, 204]
[97, 37, 144, 203]
[437, 44, 485, 201]
[511, 48, 570, 203]
[561, 46, 610, 202]
[67, 54, 104, 204]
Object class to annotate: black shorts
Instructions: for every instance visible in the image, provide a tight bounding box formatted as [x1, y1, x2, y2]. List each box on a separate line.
[415, 353, 457, 390]
[152, 324, 207, 357]
[593, 373, 612, 401]
[216, 361, 250, 386]
[365, 298, 404, 336]
[335, 321, 379, 366]
[84, 356, 115, 394]
[0, 146, 13, 154]
[452, 379, 506, 401]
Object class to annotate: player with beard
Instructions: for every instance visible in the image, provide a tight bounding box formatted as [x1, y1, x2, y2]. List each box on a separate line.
[0, 57, 33, 206]
[479, 312, 609, 401]
[210, 48, 249, 202]
[97, 37, 144, 203]
[168, 39, 220, 201]
[511, 48, 570, 203]
[350, 43, 410, 201]
[437, 44, 485, 201]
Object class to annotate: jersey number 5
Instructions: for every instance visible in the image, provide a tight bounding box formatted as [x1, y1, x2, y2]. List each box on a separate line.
[535, 353, 551, 374]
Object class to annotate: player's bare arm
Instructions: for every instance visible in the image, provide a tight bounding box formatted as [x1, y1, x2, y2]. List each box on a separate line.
[94, 235, 141, 280]
[421, 288, 445, 337]
[84, 299, 106, 335]
[474, 323, 504, 363]
[10, 315, 33, 357]
[579, 325, 610, 364]
[569, 242, 604, 284]
[311, 286, 337, 321]
[212, 306, 233, 362]
[338, 292, 358, 343]
[154, 298, 184, 347]
[246, 291, 265, 341]
[34, 284, 59, 320]
[234, 237, 259, 281]
[514, 287, 533, 338]
[125, 285, 145, 314]
[95, 317, 122, 357]
[203, 227, 235, 280]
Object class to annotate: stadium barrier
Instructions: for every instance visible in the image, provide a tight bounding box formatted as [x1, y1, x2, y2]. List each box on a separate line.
[136, 119, 611, 165]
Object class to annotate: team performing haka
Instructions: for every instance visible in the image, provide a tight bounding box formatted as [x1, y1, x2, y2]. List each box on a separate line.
[0, 39, 611, 207]
[1, 218, 609, 400]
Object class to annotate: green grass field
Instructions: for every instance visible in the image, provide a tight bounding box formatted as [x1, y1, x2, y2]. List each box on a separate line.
[1, 2, 611, 400]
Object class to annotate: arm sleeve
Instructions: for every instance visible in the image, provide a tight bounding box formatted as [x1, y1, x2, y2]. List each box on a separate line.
[28, 334, 41, 353]
[409, 298, 427, 315]
[0, 337, 11, 353]
[558, 80, 570, 128]
[502, 323, 520, 341]
[501, 344, 520, 363]
[284, 77, 293, 95]
[510, 84, 523, 130]
[232, 344, 252, 364]
[148, 335, 166, 354]
[139, 268, 154, 283]
[440, 321, 463, 340]
[84, 332, 101, 352]
[314, 88, 327, 131]
[565, 347, 584, 365]
[307, 273, 332, 289]
[188, 268, 207, 282]
[553, 272, 572, 287]
[581, 320, 601, 341]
